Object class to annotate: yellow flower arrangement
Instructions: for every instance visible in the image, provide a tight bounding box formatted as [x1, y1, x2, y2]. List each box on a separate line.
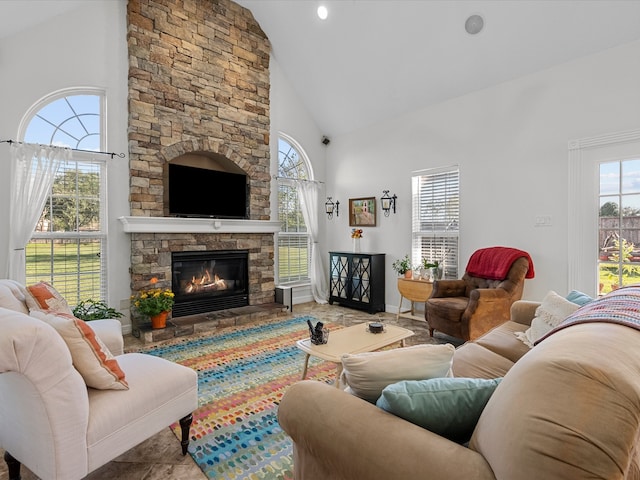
[131, 278, 175, 316]
[351, 228, 363, 239]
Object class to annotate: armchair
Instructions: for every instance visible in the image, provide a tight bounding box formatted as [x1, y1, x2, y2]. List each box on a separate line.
[0, 279, 124, 355]
[0, 282, 198, 480]
[425, 247, 534, 341]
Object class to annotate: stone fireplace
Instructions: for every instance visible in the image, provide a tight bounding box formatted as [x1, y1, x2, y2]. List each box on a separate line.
[125, 0, 275, 312]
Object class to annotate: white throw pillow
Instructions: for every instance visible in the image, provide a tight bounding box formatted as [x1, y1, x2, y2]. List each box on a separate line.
[340, 343, 456, 403]
[515, 291, 580, 347]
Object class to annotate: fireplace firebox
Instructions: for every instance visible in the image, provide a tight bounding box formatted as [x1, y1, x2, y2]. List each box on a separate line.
[171, 250, 249, 317]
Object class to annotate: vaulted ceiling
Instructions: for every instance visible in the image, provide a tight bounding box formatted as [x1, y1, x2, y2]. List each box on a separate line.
[2, 0, 640, 138]
[236, 0, 640, 137]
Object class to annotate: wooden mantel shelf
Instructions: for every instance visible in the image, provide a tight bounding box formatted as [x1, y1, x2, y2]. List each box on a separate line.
[118, 216, 281, 234]
[397, 277, 433, 320]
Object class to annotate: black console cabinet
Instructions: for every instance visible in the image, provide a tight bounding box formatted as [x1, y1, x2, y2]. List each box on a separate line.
[328, 252, 385, 314]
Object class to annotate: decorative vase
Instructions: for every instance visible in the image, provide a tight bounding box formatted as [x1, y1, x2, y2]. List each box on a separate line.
[420, 268, 431, 281]
[150, 310, 169, 329]
[404, 270, 412, 279]
[432, 265, 443, 281]
[352, 237, 361, 253]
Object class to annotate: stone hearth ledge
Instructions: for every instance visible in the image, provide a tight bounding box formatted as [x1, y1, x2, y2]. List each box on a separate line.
[118, 216, 281, 234]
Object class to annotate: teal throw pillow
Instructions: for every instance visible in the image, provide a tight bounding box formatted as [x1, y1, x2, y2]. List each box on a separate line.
[566, 290, 594, 306]
[376, 377, 502, 443]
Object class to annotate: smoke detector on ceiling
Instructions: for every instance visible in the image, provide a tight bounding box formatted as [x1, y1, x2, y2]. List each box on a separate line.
[465, 14, 484, 35]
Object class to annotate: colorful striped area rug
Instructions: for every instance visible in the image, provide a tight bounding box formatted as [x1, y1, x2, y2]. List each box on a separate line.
[141, 316, 337, 480]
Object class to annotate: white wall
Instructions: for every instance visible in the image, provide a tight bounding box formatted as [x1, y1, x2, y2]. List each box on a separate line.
[269, 59, 327, 304]
[325, 39, 640, 311]
[0, 1, 132, 328]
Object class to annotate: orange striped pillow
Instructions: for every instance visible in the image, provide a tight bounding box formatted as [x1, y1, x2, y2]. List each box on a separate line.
[25, 281, 73, 315]
[30, 311, 128, 390]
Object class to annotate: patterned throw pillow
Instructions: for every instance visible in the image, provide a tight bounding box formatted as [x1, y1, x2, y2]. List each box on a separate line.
[30, 310, 128, 390]
[25, 281, 73, 315]
[514, 291, 580, 347]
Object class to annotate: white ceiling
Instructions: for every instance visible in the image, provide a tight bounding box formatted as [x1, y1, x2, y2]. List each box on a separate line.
[237, 0, 640, 137]
[2, 1, 640, 138]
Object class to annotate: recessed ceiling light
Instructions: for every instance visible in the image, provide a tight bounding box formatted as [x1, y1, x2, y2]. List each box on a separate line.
[317, 5, 328, 20]
[465, 14, 484, 35]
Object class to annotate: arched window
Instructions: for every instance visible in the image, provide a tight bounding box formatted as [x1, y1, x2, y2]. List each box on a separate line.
[277, 135, 312, 284]
[20, 89, 107, 305]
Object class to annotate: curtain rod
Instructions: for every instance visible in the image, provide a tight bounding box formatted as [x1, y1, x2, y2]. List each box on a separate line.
[1, 139, 126, 159]
[272, 175, 324, 185]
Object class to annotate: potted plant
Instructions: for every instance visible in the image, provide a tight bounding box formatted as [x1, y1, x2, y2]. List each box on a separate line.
[131, 278, 175, 329]
[422, 257, 445, 281]
[392, 254, 413, 278]
[73, 299, 124, 321]
[421, 258, 438, 270]
[421, 257, 443, 281]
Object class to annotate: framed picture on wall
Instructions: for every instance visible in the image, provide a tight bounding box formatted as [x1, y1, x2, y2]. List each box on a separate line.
[349, 197, 377, 227]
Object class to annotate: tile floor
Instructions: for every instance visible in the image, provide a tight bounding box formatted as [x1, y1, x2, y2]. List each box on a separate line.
[0, 302, 461, 480]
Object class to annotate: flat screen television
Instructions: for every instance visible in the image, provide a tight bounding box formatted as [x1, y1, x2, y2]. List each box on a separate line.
[168, 164, 248, 219]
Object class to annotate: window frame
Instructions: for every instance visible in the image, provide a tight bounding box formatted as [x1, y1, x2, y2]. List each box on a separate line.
[18, 88, 109, 305]
[597, 158, 640, 295]
[411, 165, 460, 279]
[569, 129, 640, 297]
[277, 133, 313, 285]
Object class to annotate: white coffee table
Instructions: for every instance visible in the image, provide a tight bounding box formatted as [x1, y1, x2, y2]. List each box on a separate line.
[296, 323, 415, 387]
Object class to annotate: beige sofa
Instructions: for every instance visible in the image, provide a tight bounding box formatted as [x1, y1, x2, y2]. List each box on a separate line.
[279, 300, 640, 480]
[0, 280, 199, 480]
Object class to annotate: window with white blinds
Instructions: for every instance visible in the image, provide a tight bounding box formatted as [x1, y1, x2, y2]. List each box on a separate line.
[277, 135, 311, 284]
[21, 90, 108, 305]
[411, 166, 460, 279]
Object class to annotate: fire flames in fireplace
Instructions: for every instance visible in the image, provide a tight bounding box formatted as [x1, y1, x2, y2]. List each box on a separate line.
[171, 250, 249, 317]
[184, 268, 228, 294]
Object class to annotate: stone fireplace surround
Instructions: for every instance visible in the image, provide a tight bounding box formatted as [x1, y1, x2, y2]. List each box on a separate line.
[119, 216, 280, 307]
[125, 0, 276, 314]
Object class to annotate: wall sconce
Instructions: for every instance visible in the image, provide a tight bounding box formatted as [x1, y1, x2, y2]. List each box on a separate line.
[325, 197, 339, 219]
[380, 190, 397, 217]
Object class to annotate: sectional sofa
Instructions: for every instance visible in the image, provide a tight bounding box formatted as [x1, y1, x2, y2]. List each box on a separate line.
[279, 292, 640, 479]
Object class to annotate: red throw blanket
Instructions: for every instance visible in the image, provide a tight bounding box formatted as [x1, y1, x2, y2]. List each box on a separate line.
[465, 246, 535, 280]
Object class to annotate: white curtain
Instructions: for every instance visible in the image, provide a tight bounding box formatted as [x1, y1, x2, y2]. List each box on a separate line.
[8, 143, 69, 283]
[297, 181, 329, 303]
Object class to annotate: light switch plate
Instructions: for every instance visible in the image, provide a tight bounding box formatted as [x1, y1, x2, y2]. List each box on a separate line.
[535, 215, 552, 227]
